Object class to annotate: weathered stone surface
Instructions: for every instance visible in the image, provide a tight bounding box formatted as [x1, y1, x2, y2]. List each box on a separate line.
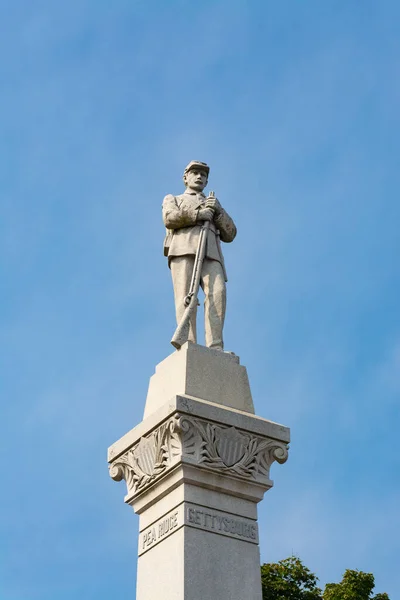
[138, 502, 258, 558]
[136, 511, 263, 600]
[110, 393, 288, 497]
[164, 161, 237, 350]
[144, 342, 254, 418]
[110, 412, 287, 502]
[108, 387, 289, 600]
[108, 344, 290, 600]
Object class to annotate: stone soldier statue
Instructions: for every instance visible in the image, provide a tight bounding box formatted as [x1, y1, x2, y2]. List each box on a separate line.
[163, 161, 237, 351]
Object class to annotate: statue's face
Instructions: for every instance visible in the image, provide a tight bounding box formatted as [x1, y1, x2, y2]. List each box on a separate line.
[185, 169, 208, 192]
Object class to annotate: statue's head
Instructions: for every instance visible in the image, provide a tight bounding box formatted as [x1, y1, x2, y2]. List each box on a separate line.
[183, 160, 209, 192]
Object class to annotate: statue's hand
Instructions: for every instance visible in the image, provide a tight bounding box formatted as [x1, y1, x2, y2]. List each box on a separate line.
[197, 208, 214, 222]
[205, 197, 221, 216]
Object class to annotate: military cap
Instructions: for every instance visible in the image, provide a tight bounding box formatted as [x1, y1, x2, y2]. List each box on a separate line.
[183, 160, 210, 176]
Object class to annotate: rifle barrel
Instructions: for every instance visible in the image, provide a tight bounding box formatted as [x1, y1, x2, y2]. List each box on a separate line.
[171, 220, 210, 349]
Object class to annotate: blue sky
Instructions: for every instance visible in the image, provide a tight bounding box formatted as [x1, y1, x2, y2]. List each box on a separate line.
[1, 1, 399, 598]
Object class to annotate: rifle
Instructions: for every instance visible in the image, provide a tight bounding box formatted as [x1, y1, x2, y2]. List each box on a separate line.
[170, 192, 215, 349]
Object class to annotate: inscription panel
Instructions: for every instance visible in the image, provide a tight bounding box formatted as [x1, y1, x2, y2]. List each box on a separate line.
[138, 505, 183, 556]
[138, 503, 259, 556]
[185, 502, 259, 544]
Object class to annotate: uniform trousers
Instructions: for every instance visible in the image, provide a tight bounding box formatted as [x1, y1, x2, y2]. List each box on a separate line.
[170, 256, 226, 350]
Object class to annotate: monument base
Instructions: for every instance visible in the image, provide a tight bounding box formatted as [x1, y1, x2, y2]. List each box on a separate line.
[108, 346, 290, 600]
[144, 341, 255, 418]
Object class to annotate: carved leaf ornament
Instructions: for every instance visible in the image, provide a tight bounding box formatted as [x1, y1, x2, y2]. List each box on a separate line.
[109, 420, 175, 493]
[180, 418, 288, 479]
[109, 415, 288, 497]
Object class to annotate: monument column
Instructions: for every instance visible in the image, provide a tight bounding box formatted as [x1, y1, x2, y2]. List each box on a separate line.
[108, 161, 290, 599]
[108, 343, 290, 600]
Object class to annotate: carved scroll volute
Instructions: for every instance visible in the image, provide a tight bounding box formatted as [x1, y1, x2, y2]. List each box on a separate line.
[256, 440, 289, 480]
[108, 415, 183, 497]
[271, 443, 289, 465]
[109, 463, 125, 483]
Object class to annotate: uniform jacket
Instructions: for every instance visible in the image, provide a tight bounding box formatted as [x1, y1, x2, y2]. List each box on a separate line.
[162, 190, 237, 281]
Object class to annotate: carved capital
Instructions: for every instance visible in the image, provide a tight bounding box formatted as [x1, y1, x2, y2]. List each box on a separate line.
[109, 413, 289, 498]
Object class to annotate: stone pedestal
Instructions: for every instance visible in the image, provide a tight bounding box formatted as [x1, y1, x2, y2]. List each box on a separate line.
[108, 343, 290, 600]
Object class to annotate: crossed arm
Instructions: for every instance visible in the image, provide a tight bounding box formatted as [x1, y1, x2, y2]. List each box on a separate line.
[162, 194, 237, 243]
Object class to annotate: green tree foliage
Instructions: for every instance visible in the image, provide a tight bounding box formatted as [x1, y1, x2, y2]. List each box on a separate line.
[260, 559, 390, 600]
[324, 569, 390, 600]
[261, 556, 322, 600]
